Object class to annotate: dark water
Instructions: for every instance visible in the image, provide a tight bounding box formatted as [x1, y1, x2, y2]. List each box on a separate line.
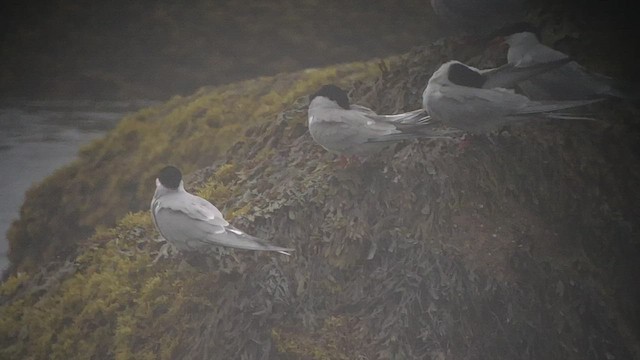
[0, 100, 155, 273]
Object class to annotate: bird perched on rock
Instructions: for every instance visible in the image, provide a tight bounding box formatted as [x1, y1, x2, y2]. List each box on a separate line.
[308, 84, 460, 161]
[151, 165, 293, 255]
[430, 0, 527, 38]
[422, 60, 602, 134]
[493, 22, 632, 100]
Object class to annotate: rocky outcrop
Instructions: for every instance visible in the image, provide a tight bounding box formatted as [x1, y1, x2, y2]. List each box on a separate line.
[1, 12, 640, 360]
[5, 62, 381, 274]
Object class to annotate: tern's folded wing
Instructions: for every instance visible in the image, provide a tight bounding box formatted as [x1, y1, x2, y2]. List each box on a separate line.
[481, 58, 571, 89]
[155, 207, 292, 253]
[157, 192, 229, 227]
[515, 98, 603, 115]
[153, 207, 227, 250]
[437, 85, 530, 119]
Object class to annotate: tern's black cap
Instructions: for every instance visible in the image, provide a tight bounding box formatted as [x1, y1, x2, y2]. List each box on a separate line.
[310, 84, 350, 110]
[158, 165, 182, 189]
[448, 63, 486, 88]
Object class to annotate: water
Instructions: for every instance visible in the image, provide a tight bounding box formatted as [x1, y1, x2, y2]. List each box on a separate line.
[0, 100, 155, 273]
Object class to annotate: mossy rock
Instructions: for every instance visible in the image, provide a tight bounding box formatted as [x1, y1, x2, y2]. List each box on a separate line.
[2, 9, 640, 360]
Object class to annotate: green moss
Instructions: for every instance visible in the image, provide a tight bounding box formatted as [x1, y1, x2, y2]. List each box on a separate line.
[226, 203, 252, 221]
[1, 210, 212, 359]
[0, 272, 27, 297]
[272, 316, 356, 360]
[194, 163, 238, 207]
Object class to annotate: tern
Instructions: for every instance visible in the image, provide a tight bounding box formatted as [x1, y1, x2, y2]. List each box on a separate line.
[494, 22, 630, 100]
[151, 165, 293, 255]
[422, 60, 602, 133]
[308, 84, 460, 158]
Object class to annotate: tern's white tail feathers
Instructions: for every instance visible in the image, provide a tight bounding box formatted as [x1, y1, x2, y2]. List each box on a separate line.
[376, 109, 431, 125]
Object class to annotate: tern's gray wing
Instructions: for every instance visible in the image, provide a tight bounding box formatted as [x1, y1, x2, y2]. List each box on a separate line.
[480, 58, 571, 89]
[181, 193, 229, 225]
[346, 108, 451, 143]
[431, 0, 526, 34]
[371, 109, 432, 125]
[347, 105, 430, 127]
[153, 193, 292, 254]
[151, 192, 227, 249]
[155, 208, 292, 254]
[349, 104, 378, 116]
[427, 85, 598, 133]
[351, 105, 431, 125]
[309, 105, 448, 154]
[457, 86, 600, 116]
[153, 207, 223, 251]
[309, 107, 398, 151]
[425, 86, 527, 131]
[513, 98, 603, 115]
[153, 192, 228, 226]
[519, 63, 625, 100]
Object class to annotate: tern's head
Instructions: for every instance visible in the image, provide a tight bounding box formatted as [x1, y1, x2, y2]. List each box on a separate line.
[309, 84, 350, 110]
[157, 165, 182, 190]
[446, 62, 485, 88]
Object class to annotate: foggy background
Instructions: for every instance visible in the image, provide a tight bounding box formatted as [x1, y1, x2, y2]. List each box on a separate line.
[0, 0, 437, 101]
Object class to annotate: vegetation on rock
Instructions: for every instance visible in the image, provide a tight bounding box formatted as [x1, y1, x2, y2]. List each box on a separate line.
[2, 5, 640, 360]
[6, 61, 382, 273]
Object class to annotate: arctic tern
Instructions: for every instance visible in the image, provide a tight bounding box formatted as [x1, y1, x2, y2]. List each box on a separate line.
[494, 22, 630, 100]
[422, 60, 602, 133]
[308, 84, 460, 157]
[151, 165, 293, 255]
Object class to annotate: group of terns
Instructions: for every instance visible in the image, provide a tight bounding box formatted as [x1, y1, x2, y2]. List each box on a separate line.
[309, 21, 630, 157]
[150, 2, 635, 258]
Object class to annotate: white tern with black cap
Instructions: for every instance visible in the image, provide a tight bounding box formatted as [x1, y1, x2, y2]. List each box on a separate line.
[307, 84, 460, 157]
[151, 165, 293, 255]
[422, 60, 603, 134]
